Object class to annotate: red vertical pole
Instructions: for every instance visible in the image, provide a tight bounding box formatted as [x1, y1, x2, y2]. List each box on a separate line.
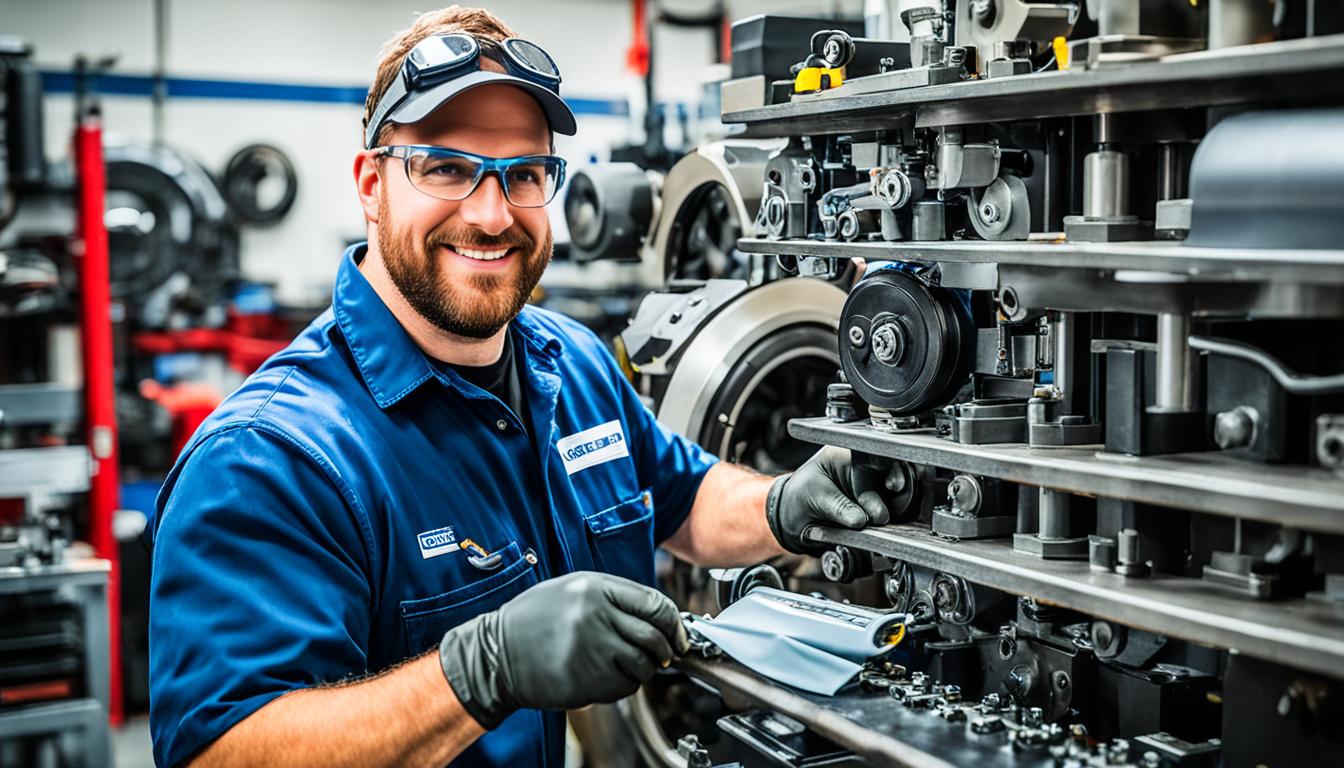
[75, 105, 124, 726]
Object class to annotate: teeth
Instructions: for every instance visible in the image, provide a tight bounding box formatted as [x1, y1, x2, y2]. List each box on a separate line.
[455, 246, 510, 261]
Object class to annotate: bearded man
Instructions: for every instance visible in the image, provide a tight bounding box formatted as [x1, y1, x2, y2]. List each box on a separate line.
[147, 7, 887, 766]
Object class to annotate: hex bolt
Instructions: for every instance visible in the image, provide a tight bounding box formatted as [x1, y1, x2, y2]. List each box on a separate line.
[1115, 529, 1151, 577]
[848, 325, 866, 347]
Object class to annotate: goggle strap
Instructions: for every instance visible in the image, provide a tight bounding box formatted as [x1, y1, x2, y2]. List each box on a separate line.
[365, 74, 409, 149]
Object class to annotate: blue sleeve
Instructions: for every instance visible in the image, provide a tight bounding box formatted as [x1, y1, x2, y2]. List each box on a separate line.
[603, 353, 720, 544]
[148, 424, 373, 767]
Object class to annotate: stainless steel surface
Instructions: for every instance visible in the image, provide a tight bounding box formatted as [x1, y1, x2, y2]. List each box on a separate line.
[1155, 313, 1195, 411]
[788, 417, 1344, 535]
[723, 35, 1344, 137]
[0, 445, 92, 498]
[737, 237, 1344, 285]
[719, 75, 768, 114]
[655, 279, 845, 439]
[802, 523, 1344, 680]
[1083, 150, 1129, 218]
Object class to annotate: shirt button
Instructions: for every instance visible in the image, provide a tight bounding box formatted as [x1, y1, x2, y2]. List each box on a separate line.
[495, 419, 508, 431]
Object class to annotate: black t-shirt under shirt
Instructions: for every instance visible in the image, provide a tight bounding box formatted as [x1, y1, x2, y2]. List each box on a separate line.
[438, 331, 531, 436]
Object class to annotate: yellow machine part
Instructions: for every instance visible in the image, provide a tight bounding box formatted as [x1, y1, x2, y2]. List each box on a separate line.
[794, 67, 845, 93]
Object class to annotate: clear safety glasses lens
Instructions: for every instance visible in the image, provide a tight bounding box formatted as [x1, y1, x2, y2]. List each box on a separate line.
[399, 148, 564, 208]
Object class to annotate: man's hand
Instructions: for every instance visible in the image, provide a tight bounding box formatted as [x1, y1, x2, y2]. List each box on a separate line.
[766, 446, 890, 554]
[438, 571, 689, 730]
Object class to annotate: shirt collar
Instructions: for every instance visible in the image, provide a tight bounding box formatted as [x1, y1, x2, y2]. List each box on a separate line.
[332, 242, 564, 409]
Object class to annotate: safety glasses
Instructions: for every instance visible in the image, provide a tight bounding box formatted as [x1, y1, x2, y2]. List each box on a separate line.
[377, 145, 567, 208]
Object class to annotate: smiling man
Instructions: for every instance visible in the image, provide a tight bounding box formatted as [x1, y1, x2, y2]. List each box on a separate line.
[147, 7, 888, 767]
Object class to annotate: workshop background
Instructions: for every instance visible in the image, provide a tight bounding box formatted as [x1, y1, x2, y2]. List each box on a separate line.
[0, 1, 864, 766]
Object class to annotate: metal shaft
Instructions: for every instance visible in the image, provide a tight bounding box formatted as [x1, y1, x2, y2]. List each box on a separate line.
[1083, 150, 1130, 219]
[1156, 313, 1195, 411]
[1039, 488, 1071, 540]
[1053, 312, 1075, 413]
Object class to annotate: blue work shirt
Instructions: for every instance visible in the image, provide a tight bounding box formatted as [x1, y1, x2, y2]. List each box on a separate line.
[147, 244, 717, 767]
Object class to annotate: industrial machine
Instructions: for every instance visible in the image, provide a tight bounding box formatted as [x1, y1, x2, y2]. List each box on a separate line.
[572, 2, 1344, 766]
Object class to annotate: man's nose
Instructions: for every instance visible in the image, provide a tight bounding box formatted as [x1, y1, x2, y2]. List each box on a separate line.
[457, 174, 515, 236]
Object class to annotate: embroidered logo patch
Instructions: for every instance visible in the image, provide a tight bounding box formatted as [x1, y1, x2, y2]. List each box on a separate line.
[417, 526, 460, 559]
[557, 419, 629, 475]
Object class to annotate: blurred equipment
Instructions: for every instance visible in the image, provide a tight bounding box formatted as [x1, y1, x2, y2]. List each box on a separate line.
[221, 143, 298, 227]
[1, 39, 115, 766]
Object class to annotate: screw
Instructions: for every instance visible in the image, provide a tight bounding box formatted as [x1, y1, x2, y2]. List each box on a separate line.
[1052, 670, 1070, 692]
[848, 325, 866, 347]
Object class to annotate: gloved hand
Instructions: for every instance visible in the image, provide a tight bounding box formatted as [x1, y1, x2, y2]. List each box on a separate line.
[766, 445, 891, 554]
[438, 571, 689, 730]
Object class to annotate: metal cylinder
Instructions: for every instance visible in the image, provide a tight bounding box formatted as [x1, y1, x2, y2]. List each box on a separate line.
[1096, 1, 1140, 36]
[1209, 0, 1276, 49]
[1083, 150, 1130, 218]
[1155, 313, 1195, 411]
[1039, 488, 1071, 540]
[1052, 312, 1075, 413]
[1158, 143, 1189, 201]
[912, 201, 946, 240]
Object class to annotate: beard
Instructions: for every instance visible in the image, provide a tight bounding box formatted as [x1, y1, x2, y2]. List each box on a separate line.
[377, 193, 552, 339]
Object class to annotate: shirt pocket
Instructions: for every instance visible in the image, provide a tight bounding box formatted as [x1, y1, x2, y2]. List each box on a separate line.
[583, 489, 656, 587]
[399, 541, 539, 657]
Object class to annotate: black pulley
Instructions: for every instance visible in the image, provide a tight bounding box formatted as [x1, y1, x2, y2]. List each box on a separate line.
[839, 268, 975, 414]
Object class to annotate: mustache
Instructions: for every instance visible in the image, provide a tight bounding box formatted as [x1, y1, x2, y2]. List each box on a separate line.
[427, 226, 535, 253]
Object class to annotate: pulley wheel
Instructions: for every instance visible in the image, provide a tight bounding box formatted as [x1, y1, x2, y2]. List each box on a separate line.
[839, 268, 975, 414]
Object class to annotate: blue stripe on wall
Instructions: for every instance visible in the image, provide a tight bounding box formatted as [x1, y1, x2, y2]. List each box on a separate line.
[39, 70, 633, 116]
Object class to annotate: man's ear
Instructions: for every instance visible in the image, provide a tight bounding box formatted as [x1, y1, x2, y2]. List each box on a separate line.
[354, 150, 382, 223]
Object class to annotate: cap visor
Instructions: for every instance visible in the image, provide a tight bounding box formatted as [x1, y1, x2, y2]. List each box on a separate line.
[386, 69, 577, 136]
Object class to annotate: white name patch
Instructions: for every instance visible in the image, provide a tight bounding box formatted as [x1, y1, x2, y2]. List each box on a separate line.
[557, 419, 630, 475]
[417, 526, 460, 559]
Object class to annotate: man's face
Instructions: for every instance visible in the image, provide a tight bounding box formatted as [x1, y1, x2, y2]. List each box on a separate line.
[375, 78, 554, 339]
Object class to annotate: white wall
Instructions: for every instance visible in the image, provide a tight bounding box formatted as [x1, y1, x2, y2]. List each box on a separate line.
[3, 0, 855, 304]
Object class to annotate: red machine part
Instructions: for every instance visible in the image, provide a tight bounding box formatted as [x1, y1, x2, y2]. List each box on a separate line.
[75, 107, 123, 725]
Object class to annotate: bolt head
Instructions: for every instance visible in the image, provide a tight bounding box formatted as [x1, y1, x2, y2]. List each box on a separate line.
[848, 325, 866, 347]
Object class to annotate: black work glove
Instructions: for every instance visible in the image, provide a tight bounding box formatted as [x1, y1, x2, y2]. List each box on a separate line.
[766, 445, 891, 555]
[438, 571, 690, 730]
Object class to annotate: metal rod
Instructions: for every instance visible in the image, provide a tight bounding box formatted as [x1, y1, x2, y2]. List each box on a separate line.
[1039, 488, 1071, 540]
[1053, 312, 1074, 413]
[1155, 313, 1195, 411]
[1190, 335, 1344, 395]
[1083, 150, 1129, 218]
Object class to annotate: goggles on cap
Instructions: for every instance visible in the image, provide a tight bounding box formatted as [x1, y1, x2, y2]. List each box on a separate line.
[364, 33, 564, 150]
